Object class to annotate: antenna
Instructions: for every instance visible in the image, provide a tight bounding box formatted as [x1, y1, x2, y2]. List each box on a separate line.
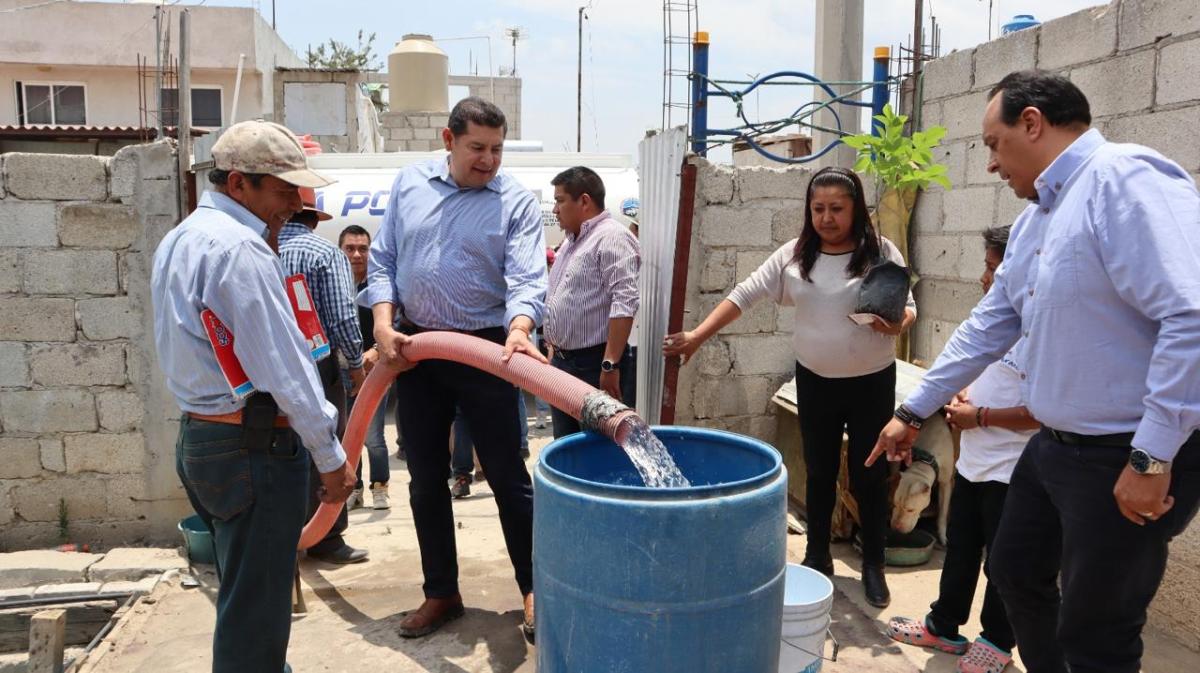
[505, 27, 526, 77]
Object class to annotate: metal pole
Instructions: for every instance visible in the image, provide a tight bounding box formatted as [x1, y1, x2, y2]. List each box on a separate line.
[154, 5, 163, 138]
[272, 0, 276, 30]
[913, 0, 924, 71]
[871, 46, 890, 136]
[689, 31, 709, 156]
[577, 6, 584, 152]
[230, 53, 246, 125]
[178, 9, 192, 219]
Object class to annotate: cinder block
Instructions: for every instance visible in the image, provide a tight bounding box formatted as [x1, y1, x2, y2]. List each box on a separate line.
[97, 391, 144, 432]
[1119, 0, 1200, 51]
[913, 278, 985, 322]
[0, 389, 97, 433]
[912, 190, 943, 234]
[726, 334, 794, 376]
[1157, 39, 1200, 106]
[0, 298, 76, 341]
[1069, 50, 1155, 118]
[31, 343, 126, 387]
[973, 26, 1039, 89]
[697, 207, 773, 247]
[383, 139, 402, 152]
[958, 241, 987, 283]
[407, 115, 431, 129]
[0, 249, 19, 293]
[964, 139, 996, 186]
[0, 438, 41, 479]
[429, 114, 449, 129]
[934, 140, 968, 189]
[9, 477, 107, 523]
[922, 48, 975, 101]
[0, 550, 104, 589]
[0, 200, 58, 247]
[88, 547, 187, 582]
[930, 318, 962, 360]
[4, 153, 108, 201]
[698, 161, 736, 204]
[694, 338, 732, 377]
[716, 376, 777, 417]
[1037, 4, 1118, 71]
[77, 297, 141, 340]
[103, 474, 151, 520]
[109, 141, 175, 200]
[413, 127, 442, 140]
[1106, 106, 1200, 172]
[23, 249, 117, 295]
[64, 432, 144, 474]
[920, 99, 943, 131]
[40, 438, 66, 472]
[721, 299, 777, 336]
[698, 249, 734, 292]
[942, 187, 996, 232]
[914, 235, 962, 279]
[0, 342, 29, 386]
[58, 203, 140, 249]
[736, 166, 809, 201]
[389, 127, 415, 141]
[772, 204, 804, 244]
[940, 91, 989, 141]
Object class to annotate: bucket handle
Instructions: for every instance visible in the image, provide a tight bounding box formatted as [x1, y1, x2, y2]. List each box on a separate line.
[782, 628, 839, 664]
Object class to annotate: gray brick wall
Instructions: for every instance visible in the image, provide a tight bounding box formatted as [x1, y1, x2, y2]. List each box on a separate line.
[0, 141, 188, 549]
[911, 0, 1200, 650]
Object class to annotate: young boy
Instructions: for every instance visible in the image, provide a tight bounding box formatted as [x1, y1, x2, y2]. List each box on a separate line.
[886, 225, 1040, 673]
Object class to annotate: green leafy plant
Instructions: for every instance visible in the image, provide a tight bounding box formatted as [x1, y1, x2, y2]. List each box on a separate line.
[841, 104, 952, 196]
[305, 30, 379, 70]
[58, 498, 69, 542]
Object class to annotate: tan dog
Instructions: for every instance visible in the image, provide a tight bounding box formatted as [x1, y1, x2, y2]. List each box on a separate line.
[890, 414, 955, 545]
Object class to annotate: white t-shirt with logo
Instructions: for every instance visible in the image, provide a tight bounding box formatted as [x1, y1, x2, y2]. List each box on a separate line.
[956, 342, 1037, 484]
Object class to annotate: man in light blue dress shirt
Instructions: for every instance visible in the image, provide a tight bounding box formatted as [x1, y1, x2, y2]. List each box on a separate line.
[365, 97, 547, 641]
[870, 71, 1200, 673]
[152, 121, 357, 673]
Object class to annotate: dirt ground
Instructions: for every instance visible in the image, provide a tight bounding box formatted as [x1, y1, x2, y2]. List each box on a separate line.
[74, 416, 1199, 673]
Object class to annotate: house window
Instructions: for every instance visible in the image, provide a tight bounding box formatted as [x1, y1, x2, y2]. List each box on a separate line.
[18, 83, 86, 125]
[160, 87, 222, 127]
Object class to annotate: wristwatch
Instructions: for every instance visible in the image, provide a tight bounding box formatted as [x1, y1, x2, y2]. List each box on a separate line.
[893, 404, 924, 430]
[601, 358, 619, 373]
[1129, 448, 1171, 475]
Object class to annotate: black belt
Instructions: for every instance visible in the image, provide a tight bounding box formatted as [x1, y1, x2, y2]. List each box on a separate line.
[551, 342, 606, 361]
[1046, 427, 1200, 449]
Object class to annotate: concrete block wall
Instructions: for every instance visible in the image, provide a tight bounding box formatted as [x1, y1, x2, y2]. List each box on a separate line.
[380, 110, 451, 153]
[911, 0, 1200, 650]
[674, 159, 810, 445]
[0, 141, 188, 549]
[449, 75, 522, 140]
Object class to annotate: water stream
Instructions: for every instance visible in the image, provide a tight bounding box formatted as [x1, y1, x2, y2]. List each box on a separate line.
[617, 417, 690, 488]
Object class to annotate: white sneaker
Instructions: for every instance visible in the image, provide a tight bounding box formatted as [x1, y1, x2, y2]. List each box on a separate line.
[370, 483, 391, 510]
[346, 488, 364, 511]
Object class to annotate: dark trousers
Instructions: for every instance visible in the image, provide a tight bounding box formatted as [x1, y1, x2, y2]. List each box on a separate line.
[928, 472, 1014, 650]
[990, 430, 1200, 673]
[794, 361, 894, 567]
[176, 416, 309, 673]
[305, 356, 349, 555]
[550, 343, 636, 438]
[393, 327, 533, 598]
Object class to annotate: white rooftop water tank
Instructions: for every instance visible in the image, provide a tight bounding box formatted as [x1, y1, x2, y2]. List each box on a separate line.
[388, 34, 449, 113]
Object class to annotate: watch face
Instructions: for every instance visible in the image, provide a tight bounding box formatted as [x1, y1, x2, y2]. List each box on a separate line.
[1130, 449, 1151, 473]
[601, 360, 615, 372]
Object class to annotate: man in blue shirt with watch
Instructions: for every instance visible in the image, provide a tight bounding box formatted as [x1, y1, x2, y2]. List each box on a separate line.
[871, 70, 1200, 673]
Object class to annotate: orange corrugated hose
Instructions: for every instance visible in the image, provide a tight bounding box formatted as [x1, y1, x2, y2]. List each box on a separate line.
[298, 331, 636, 549]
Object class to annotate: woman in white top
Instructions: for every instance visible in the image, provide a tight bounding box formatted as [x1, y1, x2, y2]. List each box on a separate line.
[887, 225, 1040, 673]
[665, 167, 915, 607]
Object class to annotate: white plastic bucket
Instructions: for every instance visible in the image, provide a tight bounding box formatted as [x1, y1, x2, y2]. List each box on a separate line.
[778, 563, 837, 673]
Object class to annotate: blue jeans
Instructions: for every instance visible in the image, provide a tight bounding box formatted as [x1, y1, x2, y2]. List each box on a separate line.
[342, 368, 392, 488]
[176, 416, 308, 673]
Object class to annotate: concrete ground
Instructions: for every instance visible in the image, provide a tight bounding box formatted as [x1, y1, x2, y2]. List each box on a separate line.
[72, 411, 1199, 673]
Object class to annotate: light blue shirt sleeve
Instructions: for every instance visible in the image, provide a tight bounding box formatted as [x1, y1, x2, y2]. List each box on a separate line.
[204, 240, 347, 473]
[366, 173, 402, 309]
[503, 193, 548, 329]
[1095, 157, 1200, 461]
[904, 257, 1024, 419]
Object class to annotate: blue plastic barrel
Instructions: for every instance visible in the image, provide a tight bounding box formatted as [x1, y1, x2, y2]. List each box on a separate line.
[1001, 14, 1041, 35]
[534, 426, 788, 673]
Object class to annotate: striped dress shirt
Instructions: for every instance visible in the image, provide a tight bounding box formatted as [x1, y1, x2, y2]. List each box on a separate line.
[365, 158, 546, 331]
[150, 191, 346, 473]
[278, 222, 363, 369]
[545, 210, 641, 350]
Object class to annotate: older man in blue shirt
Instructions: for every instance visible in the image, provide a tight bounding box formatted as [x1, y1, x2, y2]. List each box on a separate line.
[871, 71, 1200, 673]
[366, 97, 547, 641]
[152, 120, 356, 673]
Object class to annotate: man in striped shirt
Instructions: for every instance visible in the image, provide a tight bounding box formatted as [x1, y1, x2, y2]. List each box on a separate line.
[278, 189, 369, 565]
[544, 166, 641, 438]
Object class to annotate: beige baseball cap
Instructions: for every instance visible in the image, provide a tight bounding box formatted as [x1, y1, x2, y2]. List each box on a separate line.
[211, 120, 334, 188]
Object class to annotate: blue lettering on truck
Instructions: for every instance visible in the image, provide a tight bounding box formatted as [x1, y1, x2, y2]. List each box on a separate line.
[328, 190, 392, 218]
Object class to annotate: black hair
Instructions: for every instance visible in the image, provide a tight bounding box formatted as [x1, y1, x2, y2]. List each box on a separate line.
[208, 169, 265, 188]
[338, 224, 371, 247]
[989, 70, 1091, 128]
[447, 96, 508, 137]
[550, 166, 606, 211]
[792, 167, 880, 281]
[982, 225, 1011, 256]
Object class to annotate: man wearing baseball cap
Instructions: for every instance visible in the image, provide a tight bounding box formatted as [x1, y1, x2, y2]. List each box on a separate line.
[151, 120, 361, 673]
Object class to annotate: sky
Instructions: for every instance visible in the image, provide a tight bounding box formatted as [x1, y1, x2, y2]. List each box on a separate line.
[190, 0, 1104, 157]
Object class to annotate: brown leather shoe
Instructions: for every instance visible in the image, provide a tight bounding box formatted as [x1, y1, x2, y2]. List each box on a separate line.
[521, 592, 535, 644]
[397, 595, 465, 638]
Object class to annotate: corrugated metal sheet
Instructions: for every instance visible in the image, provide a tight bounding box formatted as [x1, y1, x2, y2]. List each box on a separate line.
[635, 127, 688, 424]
